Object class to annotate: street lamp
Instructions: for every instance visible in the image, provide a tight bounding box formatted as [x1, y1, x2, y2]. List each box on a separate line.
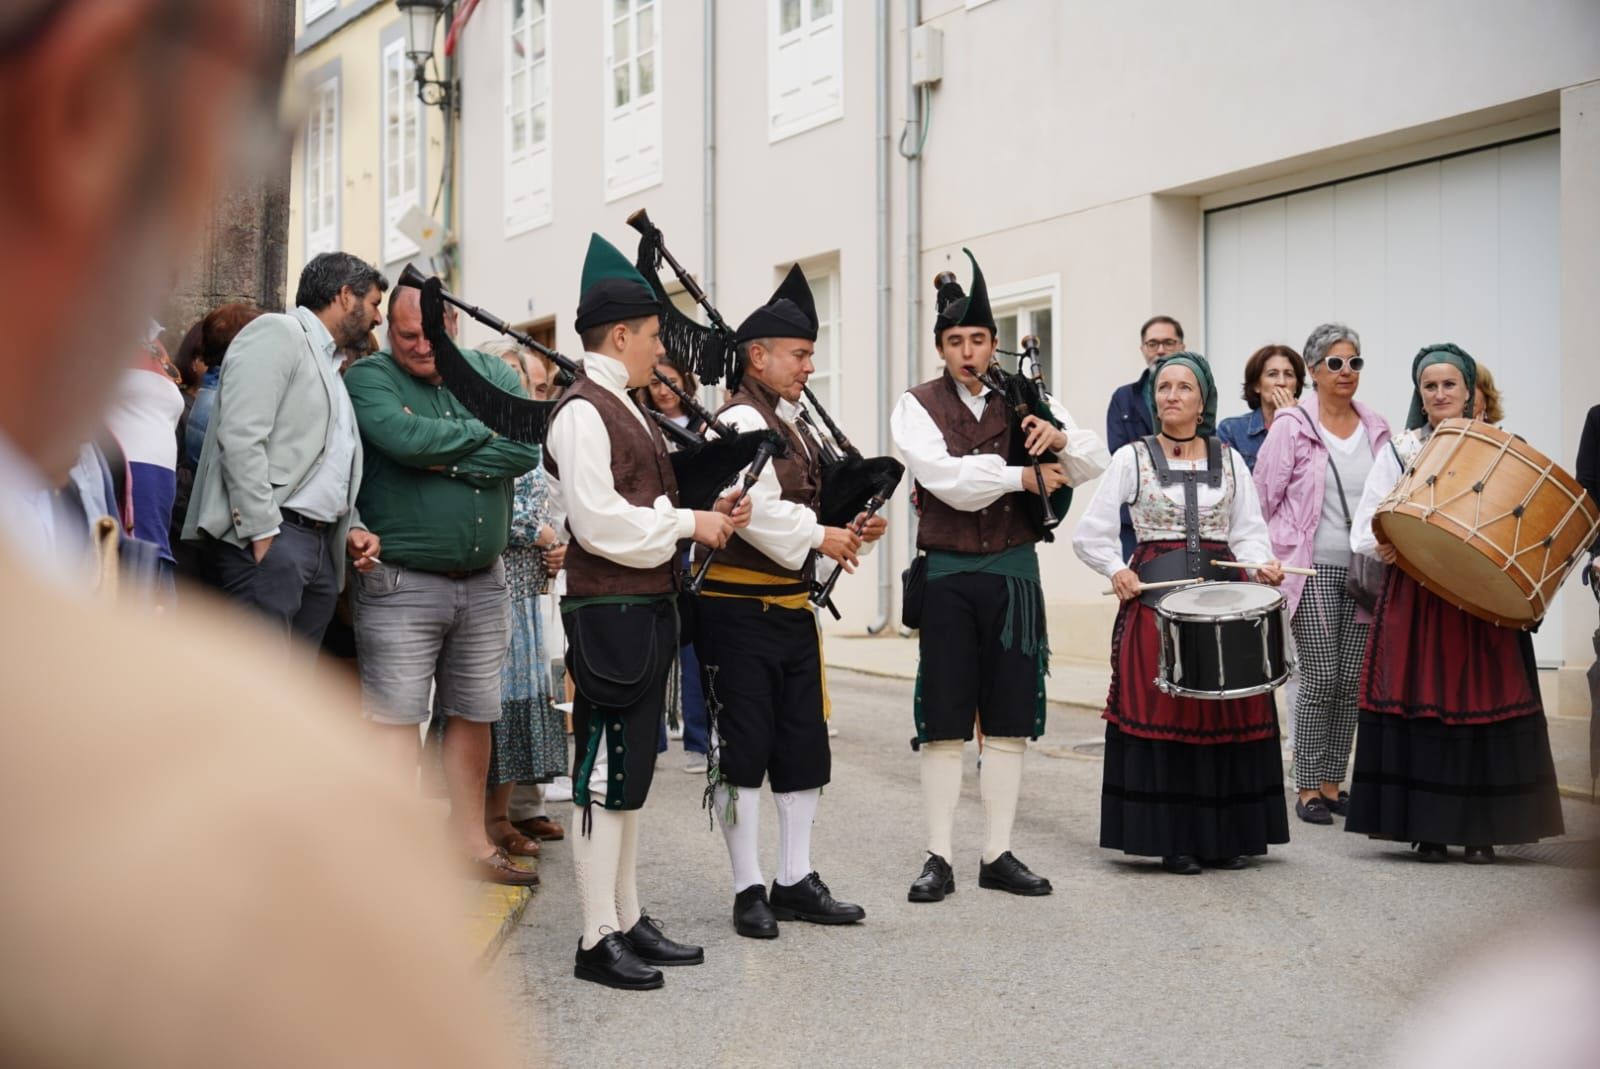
[396, 0, 456, 111]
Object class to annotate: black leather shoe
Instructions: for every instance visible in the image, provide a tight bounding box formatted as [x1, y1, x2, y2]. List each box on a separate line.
[769, 872, 866, 924]
[907, 852, 955, 903]
[622, 915, 704, 966]
[978, 851, 1053, 896]
[1202, 856, 1250, 870]
[733, 884, 779, 939]
[573, 933, 663, 990]
[1161, 855, 1203, 875]
[1412, 842, 1449, 863]
[1319, 790, 1351, 817]
[1463, 845, 1496, 865]
[1295, 796, 1334, 825]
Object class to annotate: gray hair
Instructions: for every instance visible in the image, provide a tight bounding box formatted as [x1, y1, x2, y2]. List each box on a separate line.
[737, 338, 778, 366]
[294, 252, 388, 313]
[1302, 322, 1360, 369]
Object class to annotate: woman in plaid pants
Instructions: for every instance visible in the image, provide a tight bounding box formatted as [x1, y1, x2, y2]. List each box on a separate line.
[1254, 324, 1391, 826]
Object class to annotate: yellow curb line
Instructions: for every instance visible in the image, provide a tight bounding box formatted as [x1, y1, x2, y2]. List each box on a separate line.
[1558, 783, 1597, 805]
[470, 876, 537, 966]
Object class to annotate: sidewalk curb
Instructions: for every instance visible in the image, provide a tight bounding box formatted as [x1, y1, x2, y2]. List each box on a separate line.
[471, 880, 536, 966]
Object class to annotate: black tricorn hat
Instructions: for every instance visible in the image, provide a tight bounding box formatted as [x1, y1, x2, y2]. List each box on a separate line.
[735, 264, 818, 344]
[933, 248, 996, 339]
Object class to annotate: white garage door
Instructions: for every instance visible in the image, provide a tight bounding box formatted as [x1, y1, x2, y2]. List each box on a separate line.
[1204, 133, 1568, 663]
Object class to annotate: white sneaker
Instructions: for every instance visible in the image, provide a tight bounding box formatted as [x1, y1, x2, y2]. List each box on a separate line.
[545, 775, 573, 803]
[683, 755, 707, 774]
[554, 702, 574, 716]
[826, 725, 839, 738]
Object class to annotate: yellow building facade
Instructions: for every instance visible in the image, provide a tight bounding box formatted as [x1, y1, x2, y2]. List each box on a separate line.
[286, 0, 455, 295]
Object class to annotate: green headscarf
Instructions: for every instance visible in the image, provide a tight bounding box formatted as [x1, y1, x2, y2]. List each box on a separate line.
[1145, 351, 1218, 436]
[1405, 343, 1477, 430]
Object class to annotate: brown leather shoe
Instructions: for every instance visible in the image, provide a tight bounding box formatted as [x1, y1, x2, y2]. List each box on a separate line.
[513, 816, 565, 842]
[469, 849, 540, 887]
[488, 823, 542, 858]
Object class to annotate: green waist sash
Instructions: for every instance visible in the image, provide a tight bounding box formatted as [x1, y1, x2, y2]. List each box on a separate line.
[926, 544, 1045, 656]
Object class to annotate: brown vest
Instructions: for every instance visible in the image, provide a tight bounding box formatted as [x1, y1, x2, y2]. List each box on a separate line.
[708, 376, 823, 579]
[544, 375, 680, 596]
[908, 372, 1040, 554]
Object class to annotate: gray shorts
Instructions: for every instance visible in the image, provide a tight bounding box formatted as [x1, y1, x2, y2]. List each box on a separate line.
[352, 558, 511, 726]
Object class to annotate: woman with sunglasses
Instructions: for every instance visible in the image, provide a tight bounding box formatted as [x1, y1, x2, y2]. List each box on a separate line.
[1253, 323, 1392, 826]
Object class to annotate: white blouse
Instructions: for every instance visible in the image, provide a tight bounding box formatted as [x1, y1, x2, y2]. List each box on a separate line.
[1072, 442, 1273, 580]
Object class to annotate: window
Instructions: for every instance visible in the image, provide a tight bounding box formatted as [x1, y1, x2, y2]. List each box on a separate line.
[304, 74, 340, 258]
[768, 0, 842, 142]
[304, 0, 336, 26]
[381, 36, 423, 263]
[603, 0, 662, 200]
[505, 0, 553, 234]
[988, 274, 1061, 389]
[803, 266, 841, 419]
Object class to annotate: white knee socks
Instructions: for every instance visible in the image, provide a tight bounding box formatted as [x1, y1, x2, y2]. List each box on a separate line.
[714, 784, 764, 893]
[774, 788, 820, 887]
[981, 736, 1027, 864]
[615, 810, 641, 932]
[921, 740, 964, 862]
[571, 804, 625, 949]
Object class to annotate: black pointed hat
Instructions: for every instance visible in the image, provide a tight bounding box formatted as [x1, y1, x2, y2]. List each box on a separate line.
[933, 248, 996, 339]
[735, 264, 818, 344]
[574, 232, 662, 333]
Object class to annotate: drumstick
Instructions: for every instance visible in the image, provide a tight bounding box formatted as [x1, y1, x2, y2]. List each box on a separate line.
[1099, 577, 1205, 596]
[1211, 559, 1317, 577]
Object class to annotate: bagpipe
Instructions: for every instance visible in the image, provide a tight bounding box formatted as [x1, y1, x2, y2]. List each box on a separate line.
[400, 266, 782, 511]
[628, 212, 904, 610]
[974, 332, 1071, 536]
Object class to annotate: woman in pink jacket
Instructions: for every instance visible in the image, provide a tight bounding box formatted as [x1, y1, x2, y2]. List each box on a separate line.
[1253, 323, 1391, 826]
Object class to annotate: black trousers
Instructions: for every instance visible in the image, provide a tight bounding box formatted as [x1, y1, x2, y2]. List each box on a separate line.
[694, 596, 830, 792]
[566, 600, 676, 811]
[201, 522, 340, 645]
[915, 570, 1044, 743]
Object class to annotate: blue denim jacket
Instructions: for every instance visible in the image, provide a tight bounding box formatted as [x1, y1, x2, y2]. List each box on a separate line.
[1216, 409, 1268, 471]
[1105, 369, 1153, 559]
[184, 367, 220, 469]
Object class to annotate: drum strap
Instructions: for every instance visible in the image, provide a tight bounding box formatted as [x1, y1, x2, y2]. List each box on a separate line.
[1142, 436, 1223, 580]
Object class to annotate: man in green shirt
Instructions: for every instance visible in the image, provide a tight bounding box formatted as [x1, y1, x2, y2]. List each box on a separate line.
[344, 284, 543, 886]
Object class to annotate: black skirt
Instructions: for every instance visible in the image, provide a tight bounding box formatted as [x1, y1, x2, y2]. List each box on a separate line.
[1345, 710, 1564, 847]
[1100, 723, 1290, 859]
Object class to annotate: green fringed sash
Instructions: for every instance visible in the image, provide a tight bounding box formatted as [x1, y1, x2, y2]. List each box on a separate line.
[925, 545, 1047, 656]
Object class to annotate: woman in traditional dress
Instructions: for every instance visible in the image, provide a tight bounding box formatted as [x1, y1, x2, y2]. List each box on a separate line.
[1346, 344, 1564, 863]
[1074, 352, 1288, 875]
[480, 342, 569, 856]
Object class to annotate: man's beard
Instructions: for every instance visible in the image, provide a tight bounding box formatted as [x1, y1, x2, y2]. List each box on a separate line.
[336, 306, 371, 350]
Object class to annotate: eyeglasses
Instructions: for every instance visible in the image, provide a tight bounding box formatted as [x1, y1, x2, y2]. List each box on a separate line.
[1321, 356, 1365, 372]
[1141, 338, 1183, 353]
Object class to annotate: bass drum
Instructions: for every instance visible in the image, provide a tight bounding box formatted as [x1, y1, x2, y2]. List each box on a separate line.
[1374, 419, 1600, 629]
[1154, 582, 1291, 700]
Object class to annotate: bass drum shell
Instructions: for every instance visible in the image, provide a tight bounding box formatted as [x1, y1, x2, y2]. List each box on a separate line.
[1374, 419, 1600, 630]
[1154, 582, 1291, 701]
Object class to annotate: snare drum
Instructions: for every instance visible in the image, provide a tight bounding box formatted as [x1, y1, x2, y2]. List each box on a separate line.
[1154, 582, 1291, 700]
[1374, 419, 1600, 629]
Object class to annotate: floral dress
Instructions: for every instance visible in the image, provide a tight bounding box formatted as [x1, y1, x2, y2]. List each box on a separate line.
[491, 462, 566, 785]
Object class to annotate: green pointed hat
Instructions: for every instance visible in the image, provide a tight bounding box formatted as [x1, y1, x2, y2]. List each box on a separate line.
[575, 232, 661, 333]
[933, 248, 997, 340]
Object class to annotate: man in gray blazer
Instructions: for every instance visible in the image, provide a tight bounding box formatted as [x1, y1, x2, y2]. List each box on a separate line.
[183, 253, 385, 644]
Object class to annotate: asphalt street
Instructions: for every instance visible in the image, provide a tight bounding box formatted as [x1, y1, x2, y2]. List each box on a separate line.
[496, 670, 1598, 1069]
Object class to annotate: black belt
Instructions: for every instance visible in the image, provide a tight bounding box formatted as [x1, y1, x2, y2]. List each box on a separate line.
[280, 508, 333, 532]
[425, 563, 497, 581]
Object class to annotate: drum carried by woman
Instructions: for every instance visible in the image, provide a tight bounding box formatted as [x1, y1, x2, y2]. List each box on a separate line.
[1346, 343, 1592, 862]
[1074, 352, 1288, 876]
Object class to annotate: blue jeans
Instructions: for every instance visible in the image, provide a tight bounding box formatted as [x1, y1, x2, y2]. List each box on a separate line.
[656, 643, 711, 754]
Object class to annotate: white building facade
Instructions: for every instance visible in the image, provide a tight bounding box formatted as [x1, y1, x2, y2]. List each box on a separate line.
[419, 0, 1600, 709]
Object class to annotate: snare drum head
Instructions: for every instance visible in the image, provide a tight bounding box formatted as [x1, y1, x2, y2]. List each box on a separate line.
[1157, 581, 1283, 618]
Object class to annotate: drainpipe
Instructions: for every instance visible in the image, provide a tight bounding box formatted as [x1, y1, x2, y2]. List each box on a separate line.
[900, 0, 923, 635]
[702, 0, 717, 408]
[867, 0, 893, 634]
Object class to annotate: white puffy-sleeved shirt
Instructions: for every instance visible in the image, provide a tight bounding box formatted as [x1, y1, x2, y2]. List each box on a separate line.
[543, 351, 695, 568]
[718, 398, 827, 572]
[1351, 427, 1434, 557]
[889, 380, 1110, 513]
[1072, 441, 1273, 579]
